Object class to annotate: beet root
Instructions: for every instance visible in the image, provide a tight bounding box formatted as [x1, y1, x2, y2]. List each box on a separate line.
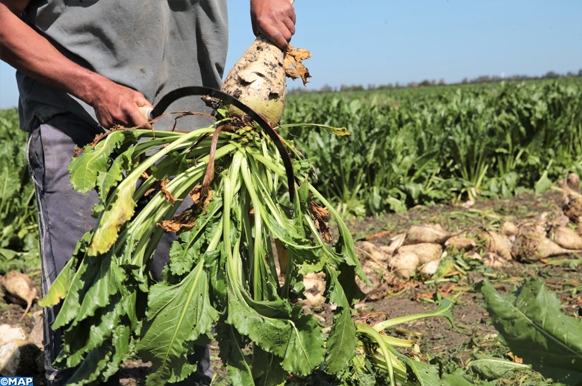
[445, 236, 476, 251]
[419, 259, 440, 277]
[551, 226, 582, 250]
[1, 271, 38, 321]
[380, 233, 406, 256]
[513, 230, 580, 261]
[405, 225, 452, 245]
[389, 251, 420, 280]
[480, 231, 512, 261]
[396, 243, 442, 264]
[562, 184, 582, 223]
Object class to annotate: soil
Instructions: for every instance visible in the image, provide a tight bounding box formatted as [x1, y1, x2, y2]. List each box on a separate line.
[2, 190, 581, 385]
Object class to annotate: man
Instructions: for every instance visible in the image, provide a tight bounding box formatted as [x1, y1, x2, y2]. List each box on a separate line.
[0, 0, 296, 384]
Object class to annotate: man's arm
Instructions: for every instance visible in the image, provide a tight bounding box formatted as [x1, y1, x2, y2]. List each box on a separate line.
[0, 0, 151, 128]
[250, 0, 296, 50]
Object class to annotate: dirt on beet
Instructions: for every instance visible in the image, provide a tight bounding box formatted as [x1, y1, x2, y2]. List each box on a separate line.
[2, 189, 581, 385]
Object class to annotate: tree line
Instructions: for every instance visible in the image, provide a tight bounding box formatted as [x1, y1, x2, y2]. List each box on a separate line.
[288, 68, 582, 94]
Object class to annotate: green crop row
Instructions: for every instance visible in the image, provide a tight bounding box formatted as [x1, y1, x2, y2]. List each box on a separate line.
[282, 78, 582, 216]
[0, 108, 39, 273]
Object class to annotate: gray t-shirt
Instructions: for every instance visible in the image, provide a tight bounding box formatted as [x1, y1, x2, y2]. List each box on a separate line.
[17, 0, 228, 132]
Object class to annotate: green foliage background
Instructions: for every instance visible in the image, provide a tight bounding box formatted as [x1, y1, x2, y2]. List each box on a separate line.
[1, 77, 582, 271]
[0, 108, 39, 273]
[282, 78, 582, 216]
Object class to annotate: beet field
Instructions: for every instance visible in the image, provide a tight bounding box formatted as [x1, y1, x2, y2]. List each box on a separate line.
[1, 78, 582, 385]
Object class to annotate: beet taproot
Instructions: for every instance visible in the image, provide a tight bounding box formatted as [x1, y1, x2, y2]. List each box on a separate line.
[380, 233, 406, 256]
[389, 251, 420, 280]
[419, 259, 440, 277]
[445, 236, 476, 251]
[1, 271, 38, 321]
[562, 184, 582, 223]
[502, 222, 519, 240]
[301, 272, 326, 310]
[357, 241, 389, 263]
[405, 225, 452, 245]
[550, 226, 582, 250]
[482, 253, 511, 268]
[479, 231, 512, 261]
[396, 243, 442, 264]
[513, 229, 580, 261]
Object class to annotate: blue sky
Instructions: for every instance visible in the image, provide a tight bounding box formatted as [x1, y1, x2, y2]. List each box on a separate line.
[1, 0, 581, 108]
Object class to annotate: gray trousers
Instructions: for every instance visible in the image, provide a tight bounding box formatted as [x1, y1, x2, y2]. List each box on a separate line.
[27, 113, 211, 386]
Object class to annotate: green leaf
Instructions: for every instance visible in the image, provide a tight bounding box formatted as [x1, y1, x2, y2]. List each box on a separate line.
[52, 253, 102, 330]
[73, 254, 121, 325]
[97, 147, 133, 202]
[404, 360, 440, 386]
[216, 322, 254, 386]
[137, 259, 219, 385]
[169, 198, 222, 276]
[0, 166, 20, 201]
[38, 253, 78, 307]
[101, 323, 132, 382]
[66, 345, 112, 386]
[204, 248, 227, 308]
[69, 131, 125, 193]
[169, 231, 202, 276]
[57, 293, 125, 368]
[38, 232, 91, 307]
[0, 248, 17, 260]
[440, 373, 476, 386]
[251, 346, 288, 386]
[337, 263, 366, 306]
[227, 285, 325, 376]
[373, 299, 455, 331]
[324, 266, 357, 374]
[478, 279, 582, 385]
[151, 151, 191, 180]
[467, 354, 530, 380]
[534, 169, 552, 193]
[308, 183, 368, 284]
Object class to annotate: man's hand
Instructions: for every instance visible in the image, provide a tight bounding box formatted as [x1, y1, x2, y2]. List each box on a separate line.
[250, 0, 296, 50]
[87, 77, 153, 129]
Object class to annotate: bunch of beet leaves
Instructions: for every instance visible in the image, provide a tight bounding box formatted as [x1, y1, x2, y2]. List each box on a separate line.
[38, 108, 459, 386]
[37, 110, 373, 385]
